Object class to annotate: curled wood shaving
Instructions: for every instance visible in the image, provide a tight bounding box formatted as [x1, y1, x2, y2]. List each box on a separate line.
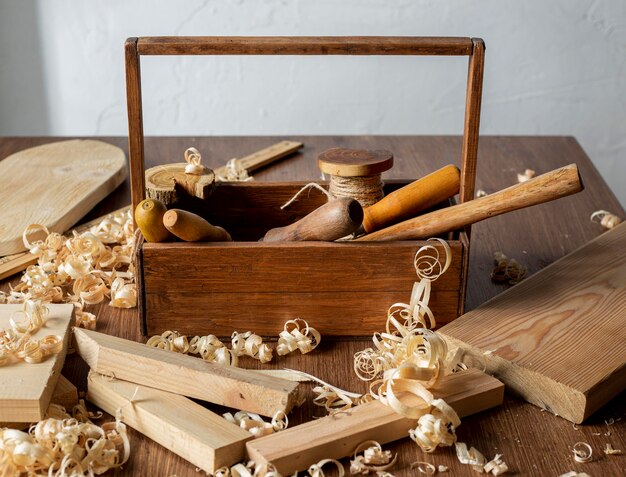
[223, 410, 288, 438]
[232, 331, 273, 363]
[183, 147, 205, 175]
[309, 458, 345, 477]
[3, 208, 137, 329]
[0, 300, 63, 366]
[0, 401, 129, 476]
[409, 462, 436, 475]
[517, 169, 535, 183]
[483, 454, 509, 475]
[591, 210, 622, 230]
[572, 442, 593, 463]
[491, 251, 527, 285]
[558, 472, 591, 477]
[604, 443, 623, 455]
[476, 190, 488, 198]
[455, 442, 486, 472]
[216, 459, 343, 477]
[409, 400, 459, 452]
[350, 441, 397, 475]
[277, 318, 321, 356]
[438, 465, 449, 473]
[146, 330, 238, 366]
[217, 158, 253, 182]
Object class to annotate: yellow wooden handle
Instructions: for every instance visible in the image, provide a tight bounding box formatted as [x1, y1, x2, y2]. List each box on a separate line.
[362, 164, 460, 233]
[163, 209, 232, 242]
[358, 164, 583, 241]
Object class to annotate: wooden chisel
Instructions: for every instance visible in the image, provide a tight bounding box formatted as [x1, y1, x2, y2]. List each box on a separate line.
[357, 164, 583, 241]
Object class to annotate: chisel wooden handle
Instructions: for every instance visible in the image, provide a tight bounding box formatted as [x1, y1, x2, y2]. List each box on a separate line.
[263, 198, 363, 242]
[357, 164, 583, 241]
[362, 164, 460, 233]
[163, 209, 232, 242]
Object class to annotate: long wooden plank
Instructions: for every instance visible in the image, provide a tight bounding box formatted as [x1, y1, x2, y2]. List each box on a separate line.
[0, 304, 74, 421]
[0, 140, 127, 255]
[440, 222, 626, 424]
[73, 328, 301, 417]
[88, 372, 251, 473]
[0, 206, 130, 281]
[247, 369, 503, 475]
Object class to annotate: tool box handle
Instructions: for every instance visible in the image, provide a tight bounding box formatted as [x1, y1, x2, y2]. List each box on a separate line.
[125, 36, 484, 223]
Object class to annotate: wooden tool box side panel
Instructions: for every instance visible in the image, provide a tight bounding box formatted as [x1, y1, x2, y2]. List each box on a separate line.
[142, 240, 464, 337]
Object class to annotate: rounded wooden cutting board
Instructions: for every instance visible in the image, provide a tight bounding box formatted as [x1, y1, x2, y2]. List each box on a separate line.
[0, 139, 127, 255]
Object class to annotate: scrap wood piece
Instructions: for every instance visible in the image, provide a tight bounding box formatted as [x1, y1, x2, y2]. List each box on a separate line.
[145, 163, 215, 205]
[73, 328, 301, 416]
[440, 222, 626, 424]
[87, 372, 252, 473]
[0, 139, 128, 255]
[246, 368, 504, 475]
[0, 304, 74, 422]
[214, 140, 303, 180]
[0, 375, 78, 429]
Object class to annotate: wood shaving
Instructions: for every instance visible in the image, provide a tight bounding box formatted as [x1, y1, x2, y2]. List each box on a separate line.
[476, 190, 488, 198]
[1, 208, 136, 329]
[591, 210, 622, 230]
[0, 300, 63, 366]
[147, 330, 238, 366]
[558, 472, 591, 477]
[309, 458, 345, 477]
[217, 158, 253, 182]
[232, 331, 273, 363]
[604, 443, 622, 455]
[438, 465, 448, 473]
[350, 441, 397, 475]
[277, 318, 321, 356]
[572, 441, 593, 463]
[455, 442, 486, 472]
[483, 454, 508, 475]
[409, 461, 436, 474]
[491, 252, 527, 285]
[0, 400, 129, 476]
[216, 459, 342, 477]
[183, 147, 206, 175]
[223, 410, 288, 438]
[517, 169, 535, 183]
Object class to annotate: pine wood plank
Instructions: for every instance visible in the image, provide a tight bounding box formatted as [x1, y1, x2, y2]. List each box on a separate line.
[0, 139, 127, 255]
[0, 304, 74, 422]
[87, 372, 252, 473]
[440, 222, 626, 423]
[73, 328, 301, 416]
[246, 369, 504, 475]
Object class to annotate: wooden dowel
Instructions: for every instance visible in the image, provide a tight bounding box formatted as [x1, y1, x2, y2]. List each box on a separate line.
[136, 37, 474, 56]
[357, 164, 583, 242]
[163, 209, 232, 242]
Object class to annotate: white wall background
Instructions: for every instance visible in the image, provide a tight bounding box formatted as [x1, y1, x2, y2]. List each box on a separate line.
[1, 0, 624, 205]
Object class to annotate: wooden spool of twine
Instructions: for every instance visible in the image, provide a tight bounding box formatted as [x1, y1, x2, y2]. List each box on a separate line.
[317, 148, 394, 207]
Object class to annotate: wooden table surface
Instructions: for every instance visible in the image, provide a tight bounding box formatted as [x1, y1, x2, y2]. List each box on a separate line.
[1, 135, 624, 476]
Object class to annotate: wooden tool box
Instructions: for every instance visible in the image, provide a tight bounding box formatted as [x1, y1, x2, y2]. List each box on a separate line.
[125, 36, 485, 337]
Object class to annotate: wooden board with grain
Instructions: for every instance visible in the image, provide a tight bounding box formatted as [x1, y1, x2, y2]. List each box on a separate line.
[88, 372, 252, 473]
[246, 368, 504, 475]
[0, 139, 127, 255]
[73, 328, 301, 416]
[0, 304, 74, 422]
[440, 222, 626, 423]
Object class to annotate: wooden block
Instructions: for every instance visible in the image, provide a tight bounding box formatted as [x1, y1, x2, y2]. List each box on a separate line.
[0, 304, 74, 422]
[73, 328, 301, 417]
[0, 139, 127, 255]
[0, 375, 79, 429]
[246, 369, 504, 475]
[440, 222, 626, 423]
[87, 372, 252, 473]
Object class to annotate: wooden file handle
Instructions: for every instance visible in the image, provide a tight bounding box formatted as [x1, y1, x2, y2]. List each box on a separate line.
[362, 164, 461, 233]
[263, 198, 363, 242]
[163, 209, 232, 242]
[357, 164, 583, 241]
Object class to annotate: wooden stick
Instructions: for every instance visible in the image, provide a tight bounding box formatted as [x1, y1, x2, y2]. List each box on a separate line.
[440, 222, 626, 423]
[357, 164, 583, 241]
[215, 140, 303, 178]
[73, 328, 301, 417]
[88, 372, 252, 473]
[0, 304, 74, 422]
[246, 368, 504, 475]
[0, 206, 131, 280]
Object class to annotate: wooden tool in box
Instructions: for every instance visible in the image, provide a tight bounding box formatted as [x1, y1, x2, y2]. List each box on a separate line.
[125, 36, 485, 337]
